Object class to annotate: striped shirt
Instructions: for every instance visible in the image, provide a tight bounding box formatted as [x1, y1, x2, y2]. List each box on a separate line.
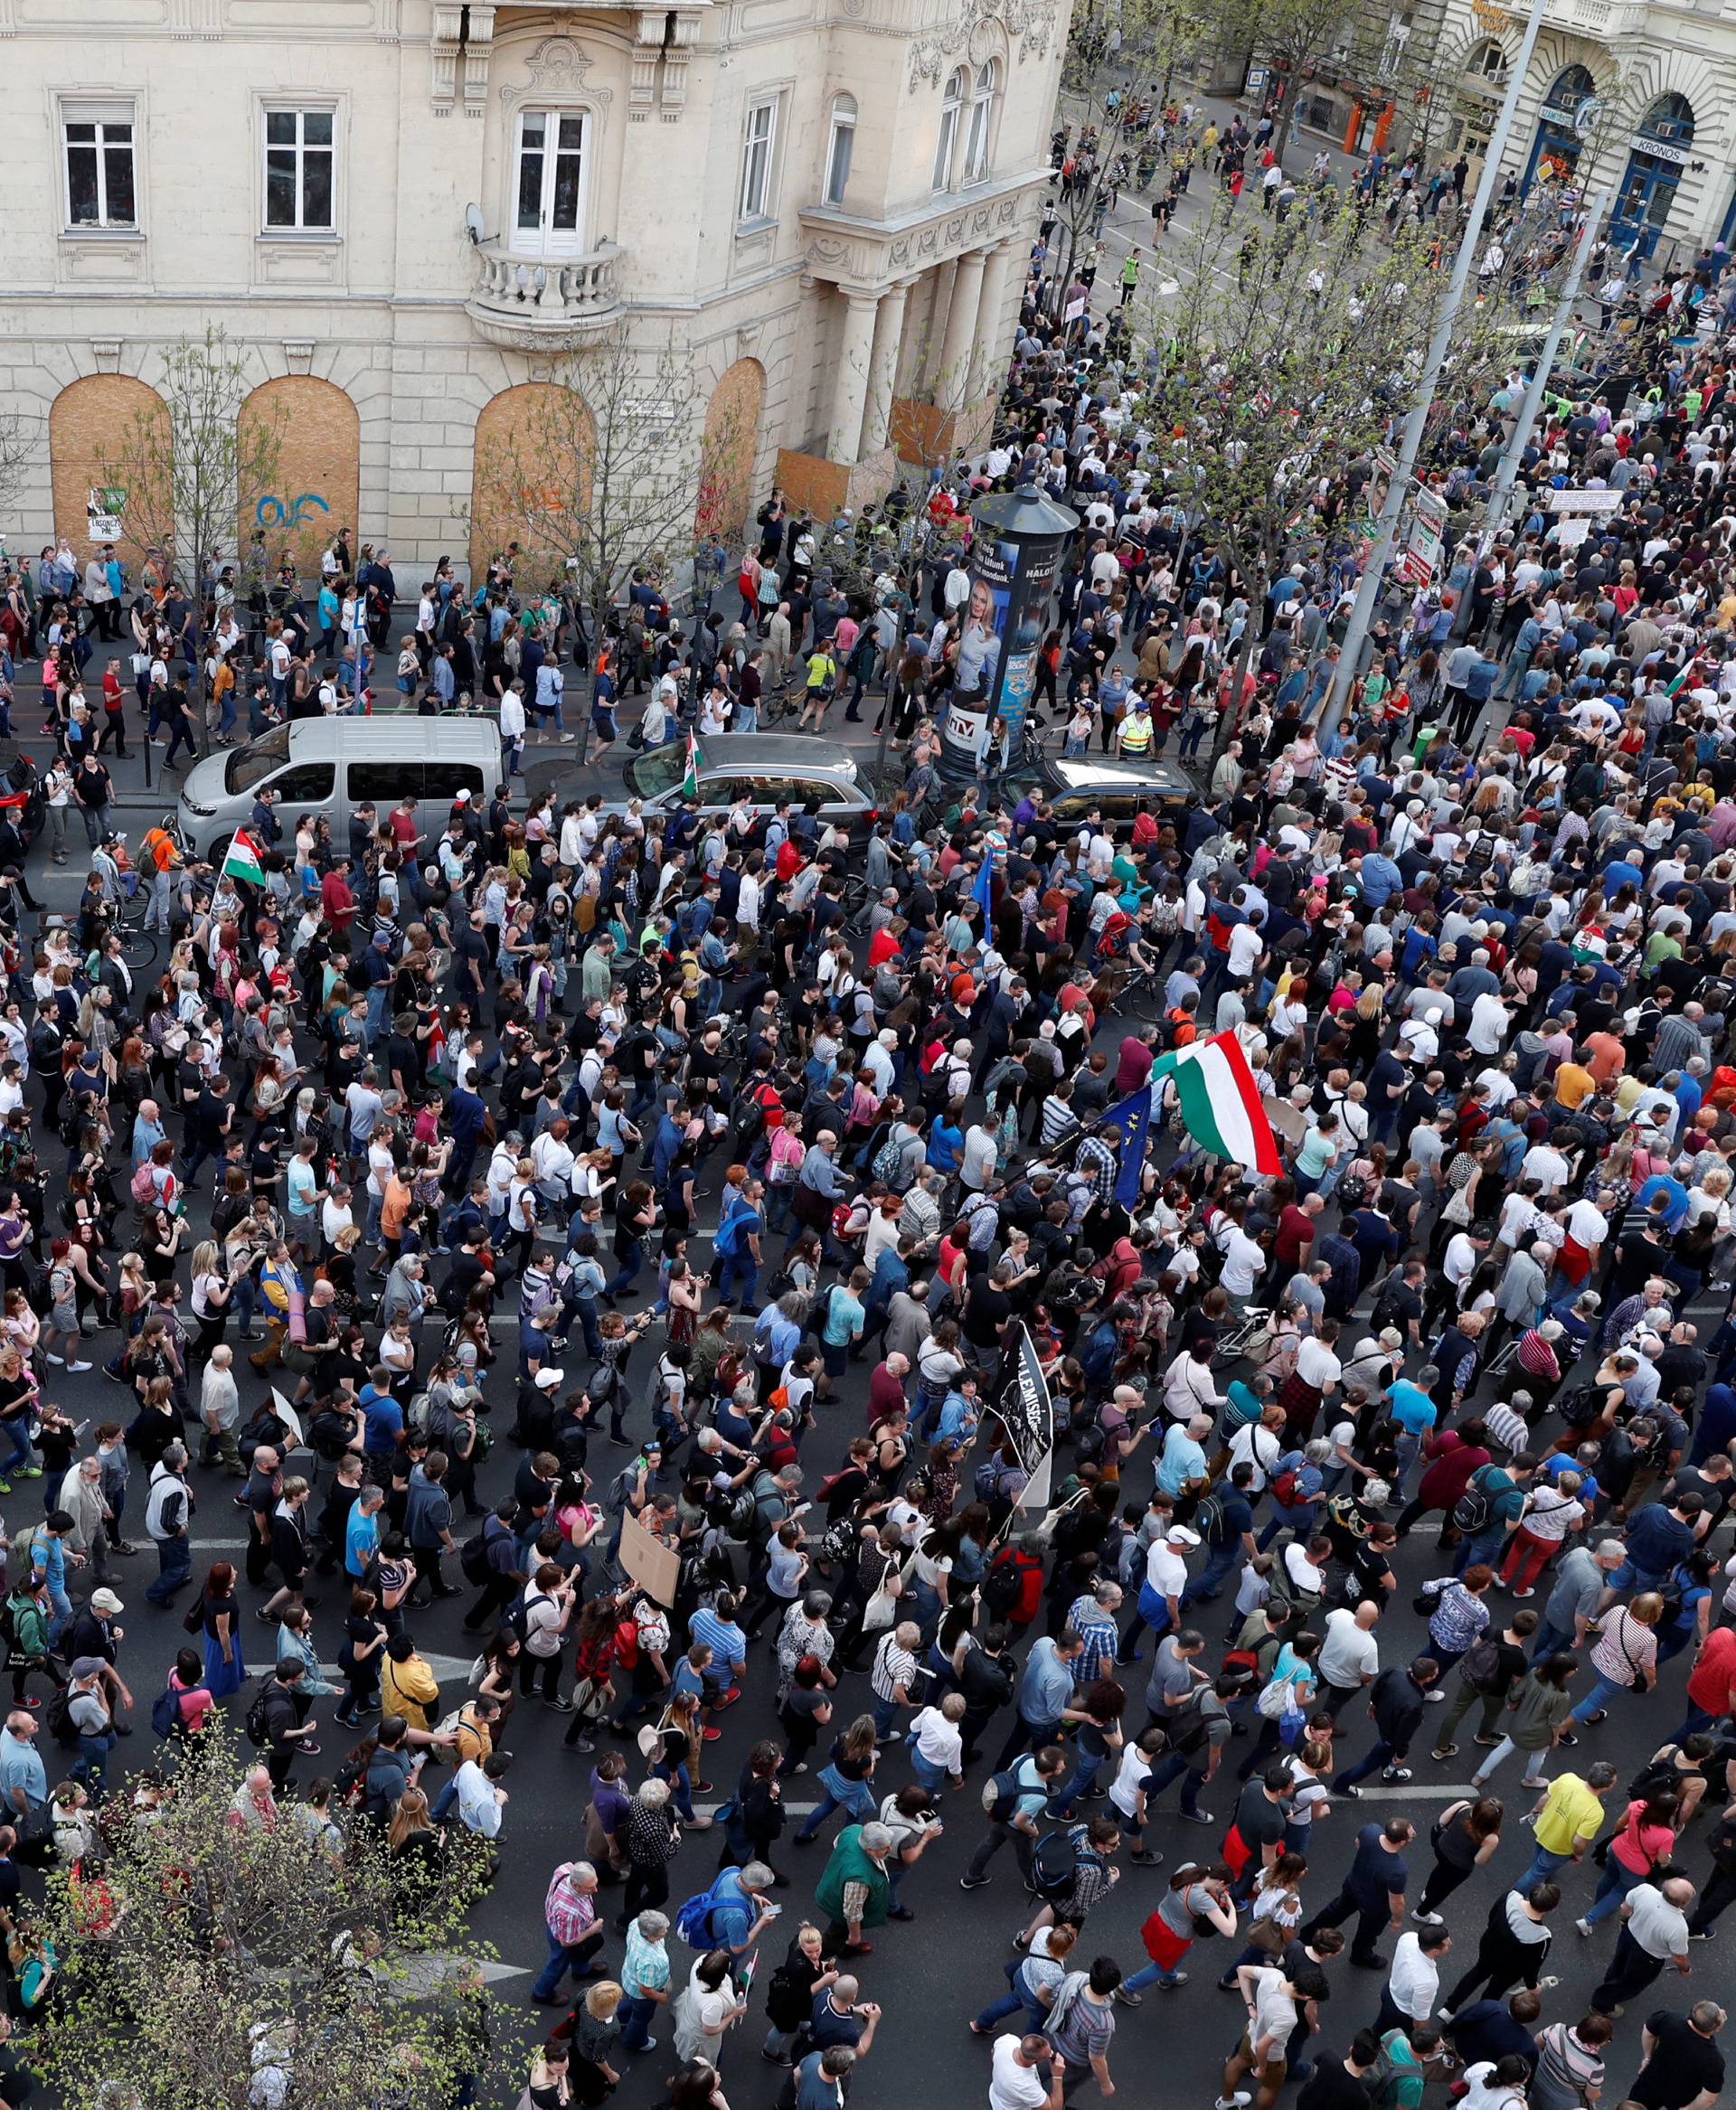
[689, 1606, 748, 1670]
[871, 1631, 917, 1703]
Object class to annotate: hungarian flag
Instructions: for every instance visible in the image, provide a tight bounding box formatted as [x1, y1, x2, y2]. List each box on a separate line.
[222, 826, 266, 886]
[679, 730, 700, 802]
[1665, 655, 1703, 699]
[1150, 1030, 1282, 1175]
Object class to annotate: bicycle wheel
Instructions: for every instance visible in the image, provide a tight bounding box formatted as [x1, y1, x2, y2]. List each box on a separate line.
[118, 925, 159, 971]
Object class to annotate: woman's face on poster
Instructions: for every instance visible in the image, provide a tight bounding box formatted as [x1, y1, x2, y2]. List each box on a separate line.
[968, 578, 995, 628]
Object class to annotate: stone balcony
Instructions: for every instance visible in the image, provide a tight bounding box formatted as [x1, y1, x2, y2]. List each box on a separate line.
[465, 240, 625, 351]
[1517, 0, 1647, 38]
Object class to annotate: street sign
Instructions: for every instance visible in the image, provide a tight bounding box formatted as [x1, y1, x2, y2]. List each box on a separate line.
[1246, 64, 1268, 94]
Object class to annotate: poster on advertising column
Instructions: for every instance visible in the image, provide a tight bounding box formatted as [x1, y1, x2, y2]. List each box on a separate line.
[939, 484, 1077, 776]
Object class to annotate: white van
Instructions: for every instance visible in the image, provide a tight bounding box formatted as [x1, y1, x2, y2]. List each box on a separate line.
[175, 716, 502, 861]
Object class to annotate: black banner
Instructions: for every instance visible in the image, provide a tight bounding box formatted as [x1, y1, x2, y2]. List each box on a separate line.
[998, 1324, 1054, 1477]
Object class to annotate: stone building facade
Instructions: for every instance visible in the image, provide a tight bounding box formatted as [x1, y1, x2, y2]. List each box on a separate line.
[1436, 0, 1736, 272]
[0, 0, 1067, 585]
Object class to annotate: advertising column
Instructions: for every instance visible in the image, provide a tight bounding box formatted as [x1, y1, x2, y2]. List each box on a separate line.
[938, 483, 1080, 778]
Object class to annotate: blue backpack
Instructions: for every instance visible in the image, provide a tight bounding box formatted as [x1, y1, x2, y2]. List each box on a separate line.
[675, 1870, 739, 1947]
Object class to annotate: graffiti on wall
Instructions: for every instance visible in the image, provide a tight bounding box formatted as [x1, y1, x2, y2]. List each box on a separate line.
[256, 492, 331, 530]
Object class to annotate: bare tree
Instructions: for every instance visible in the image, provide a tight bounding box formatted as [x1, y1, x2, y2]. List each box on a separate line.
[23, 1725, 505, 2110]
[1130, 189, 1534, 745]
[471, 330, 748, 757]
[98, 325, 284, 593]
[0, 412, 37, 548]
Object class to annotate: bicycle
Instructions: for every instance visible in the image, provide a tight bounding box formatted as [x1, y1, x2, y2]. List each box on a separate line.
[1210, 1304, 1274, 1371]
[1115, 966, 1167, 1022]
[108, 890, 161, 972]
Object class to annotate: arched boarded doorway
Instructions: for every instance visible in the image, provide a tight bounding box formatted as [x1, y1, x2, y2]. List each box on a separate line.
[469, 381, 595, 587]
[48, 373, 170, 568]
[695, 358, 765, 545]
[239, 376, 361, 573]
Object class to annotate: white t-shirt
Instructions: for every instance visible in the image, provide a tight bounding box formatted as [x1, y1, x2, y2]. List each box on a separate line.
[1144, 1541, 1188, 1604]
[991, 2037, 1054, 2110]
[1320, 1606, 1378, 1690]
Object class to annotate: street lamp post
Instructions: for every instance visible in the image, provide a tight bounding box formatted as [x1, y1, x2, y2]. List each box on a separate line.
[1484, 177, 1617, 535]
[1318, 0, 1552, 735]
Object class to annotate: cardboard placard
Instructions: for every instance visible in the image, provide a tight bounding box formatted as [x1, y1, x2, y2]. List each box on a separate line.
[619, 1506, 680, 1606]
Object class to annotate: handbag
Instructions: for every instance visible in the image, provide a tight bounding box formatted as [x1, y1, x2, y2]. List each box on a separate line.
[862, 1580, 900, 1634]
[1247, 1917, 1288, 1956]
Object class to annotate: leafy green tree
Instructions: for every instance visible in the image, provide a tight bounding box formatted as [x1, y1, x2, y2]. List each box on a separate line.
[23, 1725, 506, 2110]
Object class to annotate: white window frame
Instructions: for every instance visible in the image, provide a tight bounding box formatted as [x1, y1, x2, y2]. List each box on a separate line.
[511, 106, 591, 259]
[825, 93, 856, 209]
[261, 105, 337, 234]
[934, 68, 966, 192]
[963, 61, 997, 184]
[61, 98, 137, 231]
[740, 95, 779, 224]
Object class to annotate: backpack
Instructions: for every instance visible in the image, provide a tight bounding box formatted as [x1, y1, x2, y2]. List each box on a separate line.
[130, 1162, 157, 1209]
[982, 1760, 1031, 1823]
[44, 1685, 79, 1749]
[674, 1871, 736, 1947]
[983, 1550, 1027, 1618]
[1335, 1172, 1368, 1211]
[458, 1524, 495, 1586]
[503, 1589, 547, 1646]
[1030, 1821, 1085, 1898]
[1194, 1491, 1228, 1543]
[140, 826, 176, 874]
[150, 1681, 182, 1739]
[1272, 1468, 1302, 1509]
[1461, 1636, 1504, 1692]
[1451, 1469, 1494, 1535]
[872, 1134, 905, 1185]
[244, 1688, 270, 1748]
[1657, 1565, 1689, 1624]
[723, 1487, 759, 1541]
[1169, 1697, 1212, 1759]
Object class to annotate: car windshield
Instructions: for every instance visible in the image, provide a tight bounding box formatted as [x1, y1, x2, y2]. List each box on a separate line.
[624, 748, 684, 801]
[224, 723, 293, 795]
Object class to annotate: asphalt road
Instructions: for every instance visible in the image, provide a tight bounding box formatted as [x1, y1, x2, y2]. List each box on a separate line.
[10, 778, 1724, 2110]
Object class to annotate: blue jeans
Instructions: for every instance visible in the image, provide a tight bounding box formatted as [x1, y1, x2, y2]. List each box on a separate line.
[0, 1418, 33, 1478]
[1570, 1673, 1629, 1723]
[910, 1747, 950, 1794]
[1519, 1844, 1572, 1891]
[975, 1958, 1048, 2032]
[74, 1728, 116, 1792]
[1530, 1618, 1575, 1663]
[618, 1993, 657, 2051]
[1052, 1749, 1107, 1816]
[1332, 1737, 1397, 1789]
[1183, 1541, 1241, 1605]
[530, 1924, 603, 2001]
[146, 1532, 192, 1605]
[872, 1691, 902, 1739]
[1124, 1957, 1184, 1991]
[1583, 1851, 1649, 1926]
[713, 1249, 759, 1307]
[1454, 1526, 1505, 1575]
[430, 1771, 462, 1823]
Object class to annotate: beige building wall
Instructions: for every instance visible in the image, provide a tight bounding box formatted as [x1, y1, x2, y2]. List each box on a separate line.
[0, 0, 1069, 585]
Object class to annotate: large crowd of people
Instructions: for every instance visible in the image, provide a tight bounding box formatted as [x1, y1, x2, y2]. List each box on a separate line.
[2, 65, 1736, 2110]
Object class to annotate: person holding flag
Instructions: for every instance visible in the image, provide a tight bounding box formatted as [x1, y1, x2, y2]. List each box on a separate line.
[1104, 1030, 1281, 1205]
[219, 824, 265, 900]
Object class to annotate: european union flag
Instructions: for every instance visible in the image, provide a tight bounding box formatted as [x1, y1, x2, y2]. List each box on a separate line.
[973, 854, 994, 913]
[1105, 1083, 1155, 1208]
